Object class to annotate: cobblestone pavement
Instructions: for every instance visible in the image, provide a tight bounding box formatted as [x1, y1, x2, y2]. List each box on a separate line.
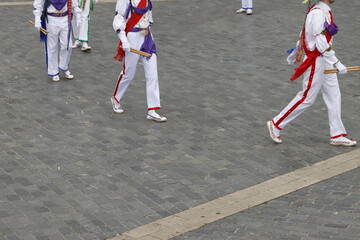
[0, 0, 360, 239]
[173, 168, 360, 240]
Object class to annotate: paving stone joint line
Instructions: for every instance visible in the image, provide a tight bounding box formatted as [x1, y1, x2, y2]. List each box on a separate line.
[109, 149, 360, 240]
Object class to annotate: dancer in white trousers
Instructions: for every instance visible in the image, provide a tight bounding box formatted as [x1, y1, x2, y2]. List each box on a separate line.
[111, 0, 167, 122]
[267, 0, 356, 147]
[33, 0, 83, 82]
[72, 0, 98, 52]
[236, 0, 253, 15]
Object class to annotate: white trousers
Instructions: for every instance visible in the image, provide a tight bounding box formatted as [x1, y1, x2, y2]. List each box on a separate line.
[46, 15, 72, 76]
[242, 0, 253, 9]
[113, 31, 161, 110]
[72, 0, 90, 42]
[273, 56, 347, 138]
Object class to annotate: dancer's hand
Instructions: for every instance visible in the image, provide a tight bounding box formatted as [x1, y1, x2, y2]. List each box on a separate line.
[118, 31, 131, 52]
[335, 61, 347, 74]
[34, 15, 41, 30]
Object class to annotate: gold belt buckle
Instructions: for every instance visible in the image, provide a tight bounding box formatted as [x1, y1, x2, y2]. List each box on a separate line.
[53, 12, 64, 16]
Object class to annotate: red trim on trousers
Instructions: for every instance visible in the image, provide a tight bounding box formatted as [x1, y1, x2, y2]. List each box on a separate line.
[274, 61, 316, 129]
[272, 120, 282, 130]
[113, 63, 126, 103]
[331, 134, 348, 139]
[148, 107, 161, 111]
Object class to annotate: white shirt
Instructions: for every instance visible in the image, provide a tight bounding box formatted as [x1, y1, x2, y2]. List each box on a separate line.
[113, 0, 153, 31]
[33, 0, 79, 15]
[305, 1, 338, 65]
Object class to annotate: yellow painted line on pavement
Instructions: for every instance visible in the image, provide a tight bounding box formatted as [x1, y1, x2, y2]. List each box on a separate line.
[0, 0, 174, 7]
[109, 148, 360, 240]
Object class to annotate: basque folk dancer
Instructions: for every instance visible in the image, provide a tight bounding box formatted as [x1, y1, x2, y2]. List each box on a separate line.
[267, 0, 357, 146]
[111, 0, 167, 122]
[72, 0, 99, 52]
[33, 0, 85, 81]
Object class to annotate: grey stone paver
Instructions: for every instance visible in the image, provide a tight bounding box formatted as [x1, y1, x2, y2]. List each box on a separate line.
[1, 0, 360, 239]
[173, 168, 360, 240]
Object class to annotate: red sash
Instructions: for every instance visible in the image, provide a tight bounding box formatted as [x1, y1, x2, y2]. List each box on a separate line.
[68, 0, 73, 21]
[67, 0, 73, 50]
[81, 0, 87, 10]
[114, 0, 147, 61]
[290, 8, 333, 81]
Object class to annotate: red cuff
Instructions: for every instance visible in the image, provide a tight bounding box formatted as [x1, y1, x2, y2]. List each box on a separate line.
[272, 120, 282, 130]
[331, 134, 348, 139]
[148, 107, 161, 111]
